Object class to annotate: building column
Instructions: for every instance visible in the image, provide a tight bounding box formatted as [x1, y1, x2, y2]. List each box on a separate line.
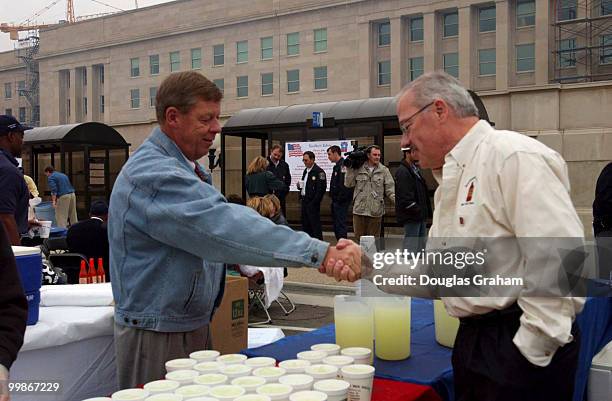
[423, 11, 437, 73]
[390, 16, 404, 94]
[86, 66, 94, 122]
[458, 6, 473, 86]
[69, 68, 77, 124]
[535, 0, 550, 85]
[496, 0, 510, 90]
[359, 21, 372, 98]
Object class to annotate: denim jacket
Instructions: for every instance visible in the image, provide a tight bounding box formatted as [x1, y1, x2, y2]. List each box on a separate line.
[108, 127, 329, 332]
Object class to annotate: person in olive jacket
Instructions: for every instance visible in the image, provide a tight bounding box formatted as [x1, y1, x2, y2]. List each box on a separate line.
[298, 151, 327, 240]
[327, 145, 353, 240]
[245, 156, 287, 198]
[395, 149, 432, 251]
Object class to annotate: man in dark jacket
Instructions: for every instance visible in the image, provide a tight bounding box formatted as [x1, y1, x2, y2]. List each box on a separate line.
[394, 149, 431, 251]
[66, 200, 110, 278]
[0, 224, 28, 399]
[593, 162, 612, 282]
[298, 151, 326, 240]
[267, 145, 291, 215]
[327, 145, 353, 240]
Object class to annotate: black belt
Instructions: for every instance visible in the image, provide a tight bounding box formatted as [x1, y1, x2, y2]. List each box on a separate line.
[459, 302, 522, 326]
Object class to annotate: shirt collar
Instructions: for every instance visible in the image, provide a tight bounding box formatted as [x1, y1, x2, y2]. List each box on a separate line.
[0, 148, 18, 167]
[447, 120, 492, 169]
[91, 216, 104, 222]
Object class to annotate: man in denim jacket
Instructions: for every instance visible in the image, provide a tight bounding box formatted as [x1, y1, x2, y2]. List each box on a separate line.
[108, 71, 361, 389]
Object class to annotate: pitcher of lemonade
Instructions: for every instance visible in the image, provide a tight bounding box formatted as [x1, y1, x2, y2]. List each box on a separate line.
[334, 295, 374, 352]
[434, 299, 460, 347]
[373, 296, 411, 360]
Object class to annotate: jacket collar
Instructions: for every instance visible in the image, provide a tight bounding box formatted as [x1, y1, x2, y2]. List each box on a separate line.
[447, 119, 491, 169]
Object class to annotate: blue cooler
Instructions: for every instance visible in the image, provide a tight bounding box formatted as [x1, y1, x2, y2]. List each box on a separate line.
[12, 246, 42, 325]
[34, 201, 57, 226]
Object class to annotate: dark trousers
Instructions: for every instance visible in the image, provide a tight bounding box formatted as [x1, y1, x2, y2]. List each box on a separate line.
[278, 191, 288, 216]
[302, 201, 323, 240]
[453, 304, 580, 401]
[331, 201, 350, 240]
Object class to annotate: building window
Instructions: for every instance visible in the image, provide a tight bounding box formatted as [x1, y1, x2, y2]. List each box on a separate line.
[67, 99, 71, 117]
[18, 80, 25, 97]
[517, 0, 535, 27]
[444, 12, 459, 37]
[213, 79, 224, 94]
[237, 76, 248, 97]
[82, 69, 87, 86]
[287, 69, 300, 93]
[603, 0, 612, 15]
[314, 66, 327, 90]
[409, 57, 424, 81]
[377, 60, 391, 85]
[261, 37, 273, 60]
[444, 53, 459, 78]
[5, 108, 12, 116]
[479, 49, 496, 75]
[236, 41, 248, 63]
[130, 89, 140, 109]
[170, 51, 180, 72]
[213, 44, 224, 66]
[149, 87, 157, 107]
[410, 16, 424, 42]
[479, 6, 496, 32]
[558, 0, 577, 20]
[261, 72, 273, 95]
[149, 55, 159, 75]
[130, 58, 140, 77]
[99, 66, 104, 84]
[100, 96, 105, 114]
[287, 32, 300, 56]
[600, 34, 612, 64]
[378, 22, 391, 46]
[19, 107, 26, 122]
[516, 43, 535, 72]
[559, 38, 577, 67]
[191, 48, 202, 69]
[314, 28, 327, 52]
[4, 83, 11, 99]
[83, 97, 88, 115]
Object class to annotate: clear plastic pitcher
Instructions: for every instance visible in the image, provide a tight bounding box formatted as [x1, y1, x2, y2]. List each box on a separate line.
[374, 297, 411, 360]
[434, 299, 460, 348]
[334, 295, 373, 352]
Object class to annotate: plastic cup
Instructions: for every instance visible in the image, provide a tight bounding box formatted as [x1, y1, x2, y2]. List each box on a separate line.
[231, 376, 267, 393]
[166, 358, 198, 372]
[112, 388, 150, 400]
[235, 395, 272, 401]
[145, 395, 184, 401]
[217, 354, 248, 365]
[220, 364, 253, 380]
[321, 356, 354, 371]
[278, 374, 314, 391]
[289, 391, 328, 401]
[144, 379, 181, 394]
[195, 362, 224, 374]
[244, 357, 276, 369]
[253, 367, 286, 383]
[165, 370, 200, 385]
[190, 350, 221, 362]
[193, 373, 228, 387]
[38, 220, 52, 238]
[175, 384, 212, 400]
[256, 383, 293, 401]
[208, 385, 246, 400]
[339, 365, 375, 401]
[310, 344, 340, 357]
[313, 379, 350, 401]
[304, 365, 338, 381]
[297, 351, 327, 365]
[278, 359, 311, 374]
[340, 348, 371, 366]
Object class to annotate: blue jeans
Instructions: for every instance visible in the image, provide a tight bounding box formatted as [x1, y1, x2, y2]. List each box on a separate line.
[403, 221, 427, 252]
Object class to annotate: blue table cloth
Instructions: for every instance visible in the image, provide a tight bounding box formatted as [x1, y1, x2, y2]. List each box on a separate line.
[244, 297, 612, 401]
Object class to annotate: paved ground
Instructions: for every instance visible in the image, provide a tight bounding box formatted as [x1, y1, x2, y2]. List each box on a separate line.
[248, 301, 334, 337]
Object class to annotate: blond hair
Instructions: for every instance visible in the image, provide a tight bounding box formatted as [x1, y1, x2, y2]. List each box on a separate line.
[247, 196, 275, 218]
[247, 156, 269, 175]
[264, 194, 281, 214]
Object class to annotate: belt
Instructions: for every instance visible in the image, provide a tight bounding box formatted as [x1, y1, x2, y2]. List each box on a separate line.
[459, 302, 522, 326]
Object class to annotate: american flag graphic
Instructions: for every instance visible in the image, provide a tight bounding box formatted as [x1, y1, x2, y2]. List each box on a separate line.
[287, 143, 303, 157]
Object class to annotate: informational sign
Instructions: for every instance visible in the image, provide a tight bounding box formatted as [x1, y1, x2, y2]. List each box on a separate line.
[312, 111, 323, 128]
[285, 140, 353, 192]
[89, 157, 106, 186]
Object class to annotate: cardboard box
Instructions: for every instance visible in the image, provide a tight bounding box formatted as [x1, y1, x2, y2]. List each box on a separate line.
[211, 275, 248, 354]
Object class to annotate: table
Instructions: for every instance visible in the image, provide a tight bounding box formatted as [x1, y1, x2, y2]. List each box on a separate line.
[243, 298, 612, 401]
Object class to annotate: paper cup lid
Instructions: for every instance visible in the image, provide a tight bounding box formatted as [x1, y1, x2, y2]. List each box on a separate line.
[310, 344, 340, 352]
[304, 365, 338, 376]
[209, 385, 246, 398]
[289, 391, 328, 401]
[279, 359, 311, 369]
[322, 356, 354, 365]
[340, 364, 375, 378]
[175, 384, 210, 397]
[235, 395, 272, 401]
[190, 350, 221, 360]
[256, 384, 293, 396]
[112, 388, 150, 400]
[165, 370, 199, 381]
[166, 358, 197, 369]
[278, 374, 314, 387]
[144, 380, 181, 392]
[216, 354, 248, 364]
[244, 357, 276, 367]
[194, 362, 223, 372]
[340, 347, 371, 357]
[145, 394, 184, 401]
[253, 367, 286, 378]
[297, 351, 326, 361]
[220, 364, 252, 375]
[313, 379, 350, 392]
[231, 376, 267, 387]
[194, 373, 228, 386]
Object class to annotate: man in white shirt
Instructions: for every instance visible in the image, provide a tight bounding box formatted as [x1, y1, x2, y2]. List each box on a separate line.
[325, 71, 584, 401]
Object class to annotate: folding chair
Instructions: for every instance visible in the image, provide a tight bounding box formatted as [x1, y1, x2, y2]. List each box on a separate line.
[245, 273, 296, 327]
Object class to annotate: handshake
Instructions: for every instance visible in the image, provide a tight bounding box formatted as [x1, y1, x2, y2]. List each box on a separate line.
[319, 239, 365, 282]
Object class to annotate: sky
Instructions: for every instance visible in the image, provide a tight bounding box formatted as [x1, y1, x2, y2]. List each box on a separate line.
[0, 0, 176, 52]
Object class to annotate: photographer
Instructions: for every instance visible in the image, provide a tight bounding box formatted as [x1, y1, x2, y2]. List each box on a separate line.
[344, 145, 395, 239]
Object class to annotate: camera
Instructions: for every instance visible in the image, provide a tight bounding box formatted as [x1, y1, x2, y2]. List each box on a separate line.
[343, 146, 369, 169]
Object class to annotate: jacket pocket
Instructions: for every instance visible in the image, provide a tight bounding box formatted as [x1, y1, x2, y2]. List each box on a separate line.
[183, 271, 202, 312]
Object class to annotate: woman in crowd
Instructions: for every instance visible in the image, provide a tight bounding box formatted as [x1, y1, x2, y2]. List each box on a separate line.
[245, 156, 287, 197]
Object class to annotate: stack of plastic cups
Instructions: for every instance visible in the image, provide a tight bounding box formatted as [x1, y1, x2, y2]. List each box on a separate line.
[340, 365, 375, 401]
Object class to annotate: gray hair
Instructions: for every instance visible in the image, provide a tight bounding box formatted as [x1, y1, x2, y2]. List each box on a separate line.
[397, 71, 478, 118]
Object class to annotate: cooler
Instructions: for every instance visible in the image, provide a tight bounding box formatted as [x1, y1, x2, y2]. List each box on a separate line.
[12, 246, 43, 325]
[34, 201, 57, 226]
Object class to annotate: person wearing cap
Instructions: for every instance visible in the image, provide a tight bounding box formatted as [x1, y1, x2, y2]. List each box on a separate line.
[66, 200, 110, 278]
[43, 165, 78, 228]
[0, 115, 34, 245]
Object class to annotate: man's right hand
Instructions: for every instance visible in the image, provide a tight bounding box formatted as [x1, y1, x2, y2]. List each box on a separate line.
[0, 364, 10, 401]
[320, 239, 361, 282]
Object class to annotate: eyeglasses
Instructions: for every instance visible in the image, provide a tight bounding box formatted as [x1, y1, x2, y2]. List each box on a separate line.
[399, 102, 433, 135]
